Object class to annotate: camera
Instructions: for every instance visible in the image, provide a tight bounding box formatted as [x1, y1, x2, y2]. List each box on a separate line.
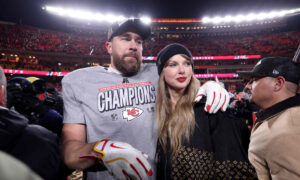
[7, 77, 49, 124]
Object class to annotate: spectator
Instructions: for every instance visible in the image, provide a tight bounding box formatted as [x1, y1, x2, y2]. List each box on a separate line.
[0, 23, 299, 69]
[0, 66, 62, 180]
[6, 76, 63, 136]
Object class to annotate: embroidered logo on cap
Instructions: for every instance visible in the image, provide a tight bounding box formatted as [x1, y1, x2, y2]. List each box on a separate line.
[272, 69, 279, 75]
[254, 60, 262, 68]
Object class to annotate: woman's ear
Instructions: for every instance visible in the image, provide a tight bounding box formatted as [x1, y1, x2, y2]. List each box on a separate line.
[0, 85, 5, 107]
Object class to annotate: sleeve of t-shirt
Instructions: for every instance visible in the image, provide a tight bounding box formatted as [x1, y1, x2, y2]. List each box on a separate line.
[62, 75, 85, 124]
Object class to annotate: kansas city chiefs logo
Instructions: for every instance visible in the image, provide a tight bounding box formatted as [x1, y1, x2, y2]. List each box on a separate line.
[123, 107, 143, 121]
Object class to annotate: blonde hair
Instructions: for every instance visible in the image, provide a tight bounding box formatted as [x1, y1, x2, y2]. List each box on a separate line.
[155, 55, 200, 155]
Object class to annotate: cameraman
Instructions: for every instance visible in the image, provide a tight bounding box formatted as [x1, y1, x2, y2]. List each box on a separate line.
[6, 76, 63, 136]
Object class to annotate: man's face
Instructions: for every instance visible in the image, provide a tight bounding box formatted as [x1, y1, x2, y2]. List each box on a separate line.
[107, 32, 143, 77]
[245, 76, 274, 109]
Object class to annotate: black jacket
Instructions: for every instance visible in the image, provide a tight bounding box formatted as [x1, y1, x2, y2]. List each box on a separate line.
[156, 102, 257, 179]
[0, 107, 61, 180]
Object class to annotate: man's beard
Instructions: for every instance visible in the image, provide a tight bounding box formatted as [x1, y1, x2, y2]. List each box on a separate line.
[113, 53, 141, 77]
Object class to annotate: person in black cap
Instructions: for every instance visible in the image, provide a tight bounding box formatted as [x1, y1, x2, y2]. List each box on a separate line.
[61, 19, 230, 180]
[155, 43, 257, 179]
[237, 56, 300, 179]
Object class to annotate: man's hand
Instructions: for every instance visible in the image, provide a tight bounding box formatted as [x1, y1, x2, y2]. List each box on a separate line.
[82, 139, 152, 180]
[195, 80, 230, 113]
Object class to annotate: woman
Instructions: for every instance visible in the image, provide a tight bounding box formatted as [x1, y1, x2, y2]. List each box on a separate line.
[155, 43, 257, 179]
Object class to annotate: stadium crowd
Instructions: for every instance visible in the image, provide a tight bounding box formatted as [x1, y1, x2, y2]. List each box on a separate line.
[1, 23, 299, 58]
[0, 23, 299, 93]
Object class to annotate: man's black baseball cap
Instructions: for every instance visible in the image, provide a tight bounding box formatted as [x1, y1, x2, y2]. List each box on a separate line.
[237, 57, 300, 84]
[107, 19, 151, 41]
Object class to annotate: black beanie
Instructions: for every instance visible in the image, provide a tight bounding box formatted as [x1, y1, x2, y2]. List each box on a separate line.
[156, 43, 193, 75]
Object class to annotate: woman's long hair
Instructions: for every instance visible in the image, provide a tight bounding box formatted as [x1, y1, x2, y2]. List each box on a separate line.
[155, 55, 200, 155]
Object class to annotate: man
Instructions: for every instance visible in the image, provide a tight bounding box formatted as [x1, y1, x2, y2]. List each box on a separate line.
[0, 66, 62, 180]
[62, 19, 229, 180]
[238, 57, 300, 179]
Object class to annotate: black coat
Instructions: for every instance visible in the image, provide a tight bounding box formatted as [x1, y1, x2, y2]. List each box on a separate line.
[156, 102, 257, 180]
[0, 107, 61, 180]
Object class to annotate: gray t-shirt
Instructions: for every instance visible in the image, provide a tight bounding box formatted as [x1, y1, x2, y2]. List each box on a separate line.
[62, 64, 158, 180]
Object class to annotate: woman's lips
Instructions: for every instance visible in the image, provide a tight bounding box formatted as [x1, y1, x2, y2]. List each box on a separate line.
[176, 77, 187, 82]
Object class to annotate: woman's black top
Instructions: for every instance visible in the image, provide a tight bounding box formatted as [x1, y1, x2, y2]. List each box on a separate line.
[156, 102, 257, 179]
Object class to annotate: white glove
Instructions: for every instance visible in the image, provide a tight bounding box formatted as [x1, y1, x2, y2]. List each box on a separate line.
[93, 139, 152, 180]
[195, 80, 230, 113]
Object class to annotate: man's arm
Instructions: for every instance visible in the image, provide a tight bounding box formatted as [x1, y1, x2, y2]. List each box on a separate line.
[62, 124, 153, 179]
[61, 75, 97, 169]
[61, 123, 97, 170]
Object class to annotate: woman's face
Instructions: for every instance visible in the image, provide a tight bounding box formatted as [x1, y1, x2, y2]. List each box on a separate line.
[163, 54, 193, 92]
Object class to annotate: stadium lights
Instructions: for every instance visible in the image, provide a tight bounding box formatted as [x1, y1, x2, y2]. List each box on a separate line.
[202, 8, 300, 24]
[140, 16, 152, 24]
[43, 5, 151, 24]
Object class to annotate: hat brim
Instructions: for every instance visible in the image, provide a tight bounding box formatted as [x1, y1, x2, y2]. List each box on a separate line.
[109, 20, 151, 41]
[237, 71, 266, 80]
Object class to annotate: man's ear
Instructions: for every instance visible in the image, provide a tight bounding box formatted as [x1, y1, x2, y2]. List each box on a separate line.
[0, 85, 5, 107]
[105, 41, 112, 54]
[274, 76, 285, 92]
